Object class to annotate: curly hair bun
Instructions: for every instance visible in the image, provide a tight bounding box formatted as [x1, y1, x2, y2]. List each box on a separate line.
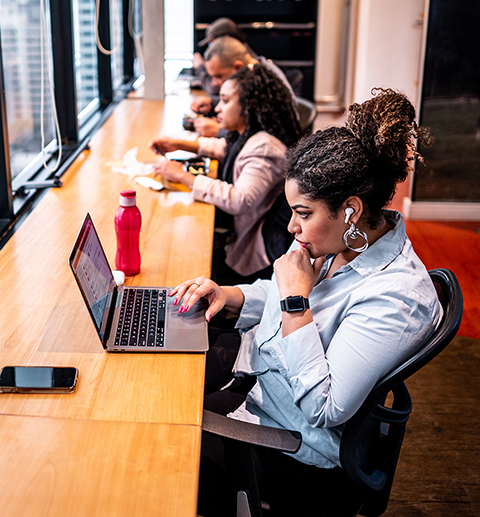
[285, 88, 432, 227]
[345, 88, 420, 170]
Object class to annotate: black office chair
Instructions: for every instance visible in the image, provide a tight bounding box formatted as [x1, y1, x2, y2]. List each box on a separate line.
[296, 96, 317, 134]
[285, 68, 304, 96]
[203, 268, 463, 517]
[261, 191, 294, 264]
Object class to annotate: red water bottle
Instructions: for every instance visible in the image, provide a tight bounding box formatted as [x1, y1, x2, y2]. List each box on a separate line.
[115, 190, 142, 276]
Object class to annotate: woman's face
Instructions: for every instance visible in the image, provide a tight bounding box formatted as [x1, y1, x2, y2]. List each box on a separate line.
[215, 79, 246, 133]
[285, 179, 347, 259]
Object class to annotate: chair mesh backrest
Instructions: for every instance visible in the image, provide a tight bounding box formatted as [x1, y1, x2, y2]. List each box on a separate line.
[340, 269, 463, 514]
[295, 97, 317, 134]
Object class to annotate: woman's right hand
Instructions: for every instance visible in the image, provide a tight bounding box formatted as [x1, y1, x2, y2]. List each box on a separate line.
[194, 117, 220, 137]
[149, 136, 181, 155]
[169, 276, 228, 322]
[274, 247, 326, 300]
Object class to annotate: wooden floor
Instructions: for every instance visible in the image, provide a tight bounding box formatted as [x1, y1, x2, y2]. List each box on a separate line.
[386, 334, 480, 517]
[383, 186, 480, 516]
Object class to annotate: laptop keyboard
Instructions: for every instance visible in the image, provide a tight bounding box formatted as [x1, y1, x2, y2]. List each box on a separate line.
[115, 288, 166, 348]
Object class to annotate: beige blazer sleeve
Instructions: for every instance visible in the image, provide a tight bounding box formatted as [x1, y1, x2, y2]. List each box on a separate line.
[192, 132, 286, 215]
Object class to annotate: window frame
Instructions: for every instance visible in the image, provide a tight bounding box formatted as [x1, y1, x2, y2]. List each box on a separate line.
[0, 0, 139, 244]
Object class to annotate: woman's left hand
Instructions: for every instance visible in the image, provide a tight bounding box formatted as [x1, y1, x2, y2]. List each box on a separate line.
[274, 248, 326, 300]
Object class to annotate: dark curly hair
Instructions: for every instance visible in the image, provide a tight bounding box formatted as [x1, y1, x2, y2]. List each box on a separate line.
[226, 64, 301, 150]
[285, 88, 432, 228]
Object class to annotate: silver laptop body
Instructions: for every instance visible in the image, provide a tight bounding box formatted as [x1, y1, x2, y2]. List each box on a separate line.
[69, 213, 208, 353]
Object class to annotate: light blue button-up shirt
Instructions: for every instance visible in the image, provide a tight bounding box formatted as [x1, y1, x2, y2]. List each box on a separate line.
[229, 211, 442, 468]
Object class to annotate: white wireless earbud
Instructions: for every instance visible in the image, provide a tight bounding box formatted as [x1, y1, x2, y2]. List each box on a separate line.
[344, 207, 355, 224]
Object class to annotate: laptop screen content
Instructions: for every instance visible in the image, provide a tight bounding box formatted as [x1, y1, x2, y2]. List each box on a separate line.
[69, 214, 117, 340]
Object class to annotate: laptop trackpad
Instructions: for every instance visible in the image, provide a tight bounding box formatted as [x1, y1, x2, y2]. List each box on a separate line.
[164, 298, 208, 351]
[167, 298, 206, 329]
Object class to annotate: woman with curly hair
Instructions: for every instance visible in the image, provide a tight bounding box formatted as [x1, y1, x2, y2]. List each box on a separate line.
[150, 64, 300, 284]
[169, 88, 442, 516]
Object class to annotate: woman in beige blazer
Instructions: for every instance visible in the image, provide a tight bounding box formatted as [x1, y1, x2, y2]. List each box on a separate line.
[151, 64, 301, 284]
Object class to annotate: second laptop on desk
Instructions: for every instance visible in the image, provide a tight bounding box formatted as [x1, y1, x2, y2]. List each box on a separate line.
[69, 213, 208, 353]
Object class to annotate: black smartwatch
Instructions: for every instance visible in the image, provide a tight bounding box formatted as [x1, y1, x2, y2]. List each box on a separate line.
[280, 295, 310, 313]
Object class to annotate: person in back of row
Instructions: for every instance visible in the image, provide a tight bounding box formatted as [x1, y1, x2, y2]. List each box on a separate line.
[191, 18, 256, 95]
[150, 64, 300, 285]
[191, 36, 296, 137]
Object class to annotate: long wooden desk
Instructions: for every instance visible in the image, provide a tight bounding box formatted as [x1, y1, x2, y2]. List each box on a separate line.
[0, 93, 213, 516]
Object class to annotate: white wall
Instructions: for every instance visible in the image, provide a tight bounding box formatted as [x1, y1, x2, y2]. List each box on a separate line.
[314, 0, 426, 111]
[350, 0, 425, 106]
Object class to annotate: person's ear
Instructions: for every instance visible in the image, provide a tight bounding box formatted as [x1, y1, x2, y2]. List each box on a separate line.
[343, 197, 363, 224]
[232, 60, 244, 71]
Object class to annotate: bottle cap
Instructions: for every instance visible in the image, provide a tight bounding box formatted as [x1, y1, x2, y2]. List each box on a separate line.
[119, 190, 137, 207]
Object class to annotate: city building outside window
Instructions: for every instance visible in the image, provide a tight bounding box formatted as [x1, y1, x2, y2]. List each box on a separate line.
[0, 0, 56, 180]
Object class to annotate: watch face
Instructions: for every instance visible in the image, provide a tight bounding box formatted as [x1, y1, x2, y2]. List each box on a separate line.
[280, 296, 309, 313]
[288, 297, 306, 311]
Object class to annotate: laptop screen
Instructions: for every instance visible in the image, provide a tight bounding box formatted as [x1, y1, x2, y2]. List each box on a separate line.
[69, 213, 117, 342]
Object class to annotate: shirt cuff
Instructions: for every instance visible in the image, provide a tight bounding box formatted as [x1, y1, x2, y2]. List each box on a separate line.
[191, 174, 213, 200]
[235, 281, 270, 330]
[262, 321, 328, 390]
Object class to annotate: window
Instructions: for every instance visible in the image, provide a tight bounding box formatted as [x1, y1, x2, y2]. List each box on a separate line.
[72, 0, 99, 116]
[0, 0, 56, 180]
[164, 0, 193, 93]
[110, 0, 124, 93]
[0, 0, 141, 240]
[415, 0, 480, 203]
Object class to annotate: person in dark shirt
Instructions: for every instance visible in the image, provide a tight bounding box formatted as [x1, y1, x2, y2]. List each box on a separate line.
[192, 18, 255, 96]
[191, 36, 296, 138]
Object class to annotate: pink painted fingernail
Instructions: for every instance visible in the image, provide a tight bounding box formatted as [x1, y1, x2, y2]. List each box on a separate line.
[178, 306, 183, 314]
[184, 305, 189, 311]
[173, 298, 178, 305]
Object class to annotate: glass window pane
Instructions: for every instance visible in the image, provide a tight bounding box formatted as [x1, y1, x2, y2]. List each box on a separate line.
[72, 0, 99, 117]
[165, 0, 192, 58]
[164, 0, 193, 92]
[111, 0, 124, 92]
[415, 0, 480, 202]
[129, 0, 143, 77]
[0, 0, 56, 179]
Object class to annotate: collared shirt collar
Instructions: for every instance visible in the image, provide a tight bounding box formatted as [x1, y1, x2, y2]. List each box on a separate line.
[332, 210, 406, 279]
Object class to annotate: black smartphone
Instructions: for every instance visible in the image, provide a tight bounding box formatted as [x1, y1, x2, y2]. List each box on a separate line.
[0, 366, 78, 394]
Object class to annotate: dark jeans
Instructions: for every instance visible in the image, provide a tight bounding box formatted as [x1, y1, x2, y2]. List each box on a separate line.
[200, 325, 362, 517]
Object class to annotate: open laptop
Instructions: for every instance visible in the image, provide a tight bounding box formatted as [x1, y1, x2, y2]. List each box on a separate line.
[69, 213, 208, 353]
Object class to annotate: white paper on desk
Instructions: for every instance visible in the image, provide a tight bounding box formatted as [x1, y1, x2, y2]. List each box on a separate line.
[135, 176, 164, 191]
[165, 150, 197, 161]
[109, 147, 155, 177]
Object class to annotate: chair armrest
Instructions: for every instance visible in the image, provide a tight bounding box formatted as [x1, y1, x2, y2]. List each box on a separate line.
[371, 382, 412, 424]
[203, 409, 302, 454]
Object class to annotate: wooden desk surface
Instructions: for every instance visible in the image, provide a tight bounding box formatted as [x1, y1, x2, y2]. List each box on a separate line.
[0, 93, 212, 516]
[0, 414, 199, 517]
